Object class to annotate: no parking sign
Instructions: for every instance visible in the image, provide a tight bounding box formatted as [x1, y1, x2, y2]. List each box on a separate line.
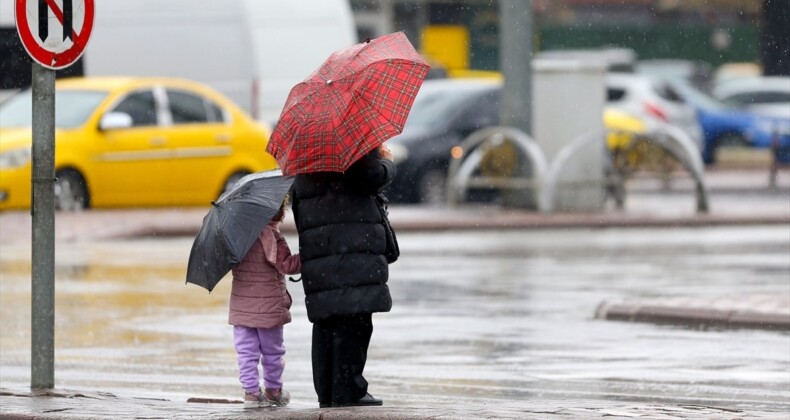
[15, 0, 94, 70]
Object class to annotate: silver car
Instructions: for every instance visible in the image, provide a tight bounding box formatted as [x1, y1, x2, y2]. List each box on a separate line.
[713, 76, 790, 119]
[606, 72, 704, 151]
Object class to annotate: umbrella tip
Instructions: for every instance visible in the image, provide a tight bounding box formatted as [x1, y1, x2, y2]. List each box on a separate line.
[365, 37, 371, 43]
[210, 200, 217, 207]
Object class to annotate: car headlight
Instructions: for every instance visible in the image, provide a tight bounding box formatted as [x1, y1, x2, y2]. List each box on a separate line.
[0, 148, 32, 169]
[389, 142, 408, 165]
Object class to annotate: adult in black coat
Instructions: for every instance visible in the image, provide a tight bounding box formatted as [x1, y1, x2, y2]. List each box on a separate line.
[290, 144, 396, 408]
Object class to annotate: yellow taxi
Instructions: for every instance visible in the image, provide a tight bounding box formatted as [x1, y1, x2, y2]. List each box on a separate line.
[0, 77, 278, 211]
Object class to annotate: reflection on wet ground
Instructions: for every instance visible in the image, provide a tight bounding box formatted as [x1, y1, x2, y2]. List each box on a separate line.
[1, 226, 788, 411]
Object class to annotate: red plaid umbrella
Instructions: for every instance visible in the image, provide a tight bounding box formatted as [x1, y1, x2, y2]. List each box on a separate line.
[266, 31, 430, 175]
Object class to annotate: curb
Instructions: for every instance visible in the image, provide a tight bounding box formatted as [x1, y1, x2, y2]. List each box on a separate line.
[595, 300, 790, 331]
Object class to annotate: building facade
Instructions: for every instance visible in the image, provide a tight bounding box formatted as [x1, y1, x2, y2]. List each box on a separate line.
[349, 0, 769, 73]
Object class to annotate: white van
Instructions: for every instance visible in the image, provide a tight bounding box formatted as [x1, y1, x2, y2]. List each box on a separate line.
[0, 0, 357, 122]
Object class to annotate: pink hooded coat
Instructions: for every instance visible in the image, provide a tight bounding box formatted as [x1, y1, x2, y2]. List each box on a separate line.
[228, 221, 300, 328]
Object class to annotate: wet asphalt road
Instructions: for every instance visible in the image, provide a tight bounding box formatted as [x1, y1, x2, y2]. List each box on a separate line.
[0, 225, 789, 414]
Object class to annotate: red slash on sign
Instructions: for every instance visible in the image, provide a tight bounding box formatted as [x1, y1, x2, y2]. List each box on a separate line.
[43, 0, 80, 40]
[15, 0, 94, 70]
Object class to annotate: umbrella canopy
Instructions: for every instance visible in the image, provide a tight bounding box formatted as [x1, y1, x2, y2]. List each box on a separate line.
[186, 170, 294, 292]
[267, 31, 430, 175]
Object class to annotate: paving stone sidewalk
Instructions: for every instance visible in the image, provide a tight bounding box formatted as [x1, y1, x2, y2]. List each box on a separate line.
[1, 388, 786, 419]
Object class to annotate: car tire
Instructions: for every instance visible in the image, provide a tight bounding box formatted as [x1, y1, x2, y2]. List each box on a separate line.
[220, 171, 250, 197]
[417, 167, 447, 206]
[55, 169, 89, 212]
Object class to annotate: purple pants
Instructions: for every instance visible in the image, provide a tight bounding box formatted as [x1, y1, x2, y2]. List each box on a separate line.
[233, 325, 285, 393]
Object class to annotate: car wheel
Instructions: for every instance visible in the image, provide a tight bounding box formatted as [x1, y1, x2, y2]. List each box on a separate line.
[54, 169, 89, 212]
[417, 167, 447, 206]
[220, 171, 250, 197]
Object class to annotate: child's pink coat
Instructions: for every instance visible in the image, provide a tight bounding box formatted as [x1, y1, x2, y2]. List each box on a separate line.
[229, 221, 300, 328]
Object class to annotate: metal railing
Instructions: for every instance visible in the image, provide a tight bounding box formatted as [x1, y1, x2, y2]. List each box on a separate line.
[446, 126, 548, 210]
[447, 124, 710, 214]
[608, 122, 709, 213]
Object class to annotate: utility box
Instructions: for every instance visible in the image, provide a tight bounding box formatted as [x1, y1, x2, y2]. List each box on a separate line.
[533, 58, 607, 212]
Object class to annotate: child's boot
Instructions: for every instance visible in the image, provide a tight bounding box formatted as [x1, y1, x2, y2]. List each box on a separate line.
[264, 387, 290, 407]
[243, 389, 266, 409]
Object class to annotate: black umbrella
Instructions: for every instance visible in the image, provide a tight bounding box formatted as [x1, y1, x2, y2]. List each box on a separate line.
[186, 170, 294, 292]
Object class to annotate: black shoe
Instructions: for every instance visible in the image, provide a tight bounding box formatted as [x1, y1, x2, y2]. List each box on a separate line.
[332, 393, 383, 407]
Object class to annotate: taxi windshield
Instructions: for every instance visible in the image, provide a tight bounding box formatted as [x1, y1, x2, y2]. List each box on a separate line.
[0, 89, 107, 129]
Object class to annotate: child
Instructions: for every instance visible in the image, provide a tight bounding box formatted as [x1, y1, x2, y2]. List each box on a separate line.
[229, 197, 300, 409]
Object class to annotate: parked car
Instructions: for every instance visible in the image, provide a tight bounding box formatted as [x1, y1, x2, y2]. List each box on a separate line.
[635, 59, 713, 93]
[712, 62, 761, 87]
[604, 108, 648, 150]
[386, 79, 499, 204]
[606, 73, 705, 152]
[0, 77, 278, 211]
[712, 76, 790, 119]
[667, 79, 790, 164]
[385, 79, 650, 204]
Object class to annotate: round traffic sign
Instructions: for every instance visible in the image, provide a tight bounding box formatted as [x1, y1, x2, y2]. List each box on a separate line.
[15, 0, 94, 70]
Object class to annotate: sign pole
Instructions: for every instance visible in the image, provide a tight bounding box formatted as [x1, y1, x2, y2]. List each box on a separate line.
[30, 61, 56, 389]
[17, 0, 94, 390]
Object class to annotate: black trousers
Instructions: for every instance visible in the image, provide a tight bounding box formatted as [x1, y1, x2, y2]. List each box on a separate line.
[311, 313, 373, 405]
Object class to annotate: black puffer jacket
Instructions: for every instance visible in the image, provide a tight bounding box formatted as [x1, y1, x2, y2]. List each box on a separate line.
[291, 150, 396, 322]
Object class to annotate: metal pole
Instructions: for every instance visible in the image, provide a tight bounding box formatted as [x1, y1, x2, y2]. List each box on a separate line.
[499, 0, 533, 135]
[31, 62, 56, 389]
[499, 0, 535, 208]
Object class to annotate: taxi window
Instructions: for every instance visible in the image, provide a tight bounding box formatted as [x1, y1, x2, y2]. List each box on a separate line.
[168, 90, 208, 124]
[207, 102, 225, 123]
[113, 91, 157, 127]
[607, 88, 626, 102]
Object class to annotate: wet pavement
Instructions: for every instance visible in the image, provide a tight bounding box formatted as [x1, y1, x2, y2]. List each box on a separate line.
[0, 168, 789, 419]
